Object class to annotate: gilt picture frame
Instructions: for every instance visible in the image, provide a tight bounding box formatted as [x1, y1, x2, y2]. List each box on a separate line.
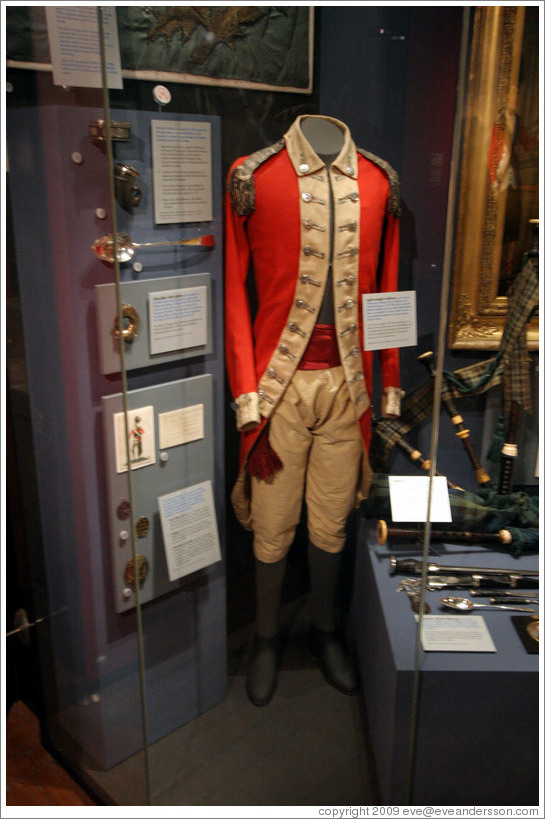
[448, 6, 539, 350]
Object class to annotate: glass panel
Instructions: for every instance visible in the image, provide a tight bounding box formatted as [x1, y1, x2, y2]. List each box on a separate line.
[5, 6, 149, 804]
[97, 6, 321, 806]
[6, 6, 538, 809]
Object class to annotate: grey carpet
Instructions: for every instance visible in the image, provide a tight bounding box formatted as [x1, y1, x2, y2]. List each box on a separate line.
[81, 595, 378, 807]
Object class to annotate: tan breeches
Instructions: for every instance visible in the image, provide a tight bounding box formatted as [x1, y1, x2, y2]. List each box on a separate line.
[251, 367, 363, 563]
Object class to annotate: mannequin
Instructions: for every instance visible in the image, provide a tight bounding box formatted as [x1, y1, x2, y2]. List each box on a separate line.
[300, 116, 344, 154]
[225, 114, 403, 705]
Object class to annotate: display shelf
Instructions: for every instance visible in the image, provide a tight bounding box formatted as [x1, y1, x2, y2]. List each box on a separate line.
[352, 517, 539, 805]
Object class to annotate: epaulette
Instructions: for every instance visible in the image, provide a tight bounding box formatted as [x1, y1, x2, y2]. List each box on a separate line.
[229, 138, 285, 216]
[356, 147, 401, 218]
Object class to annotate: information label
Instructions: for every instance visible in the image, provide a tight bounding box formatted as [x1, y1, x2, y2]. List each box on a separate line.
[45, 6, 123, 89]
[158, 404, 204, 450]
[417, 615, 497, 653]
[149, 286, 207, 355]
[158, 481, 222, 581]
[151, 120, 212, 224]
[362, 290, 417, 351]
[388, 475, 452, 523]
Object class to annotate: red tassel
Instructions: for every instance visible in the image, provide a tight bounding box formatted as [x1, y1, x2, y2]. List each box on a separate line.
[247, 427, 283, 479]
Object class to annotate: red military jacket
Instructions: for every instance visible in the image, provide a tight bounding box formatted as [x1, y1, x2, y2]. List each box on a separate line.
[225, 115, 402, 527]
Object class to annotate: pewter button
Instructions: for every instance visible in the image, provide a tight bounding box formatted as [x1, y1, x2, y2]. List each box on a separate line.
[302, 192, 312, 202]
[299, 163, 310, 173]
[346, 166, 355, 175]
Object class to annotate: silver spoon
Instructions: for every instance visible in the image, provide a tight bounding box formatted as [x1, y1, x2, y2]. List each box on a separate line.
[92, 232, 215, 263]
[440, 596, 536, 613]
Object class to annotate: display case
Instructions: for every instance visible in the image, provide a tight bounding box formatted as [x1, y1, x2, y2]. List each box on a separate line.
[5, 5, 540, 809]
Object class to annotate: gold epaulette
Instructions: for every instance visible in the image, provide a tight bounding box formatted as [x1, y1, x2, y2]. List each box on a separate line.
[356, 147, 401, 218]
[229, 139, 285, 216]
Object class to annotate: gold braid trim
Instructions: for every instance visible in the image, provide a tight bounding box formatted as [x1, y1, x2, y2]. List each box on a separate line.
[356, 147, 401, 218]
[229, 139, 286, 215]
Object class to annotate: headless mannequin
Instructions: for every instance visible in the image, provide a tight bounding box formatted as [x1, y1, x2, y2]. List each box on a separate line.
[300, 116, 344, 154]
[249, 116, 358, 705]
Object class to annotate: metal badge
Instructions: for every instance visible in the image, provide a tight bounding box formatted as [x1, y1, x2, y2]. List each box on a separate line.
[114, 304, 139, 343]
[124, 555, 149, 589]
[116, 499, 131, 520]
[136, 516, 150, 538]
[114, 163, 143, 212]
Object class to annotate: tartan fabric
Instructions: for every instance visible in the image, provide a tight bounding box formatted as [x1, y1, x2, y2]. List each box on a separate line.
[370, 254, 539, 472]
[446, 254, 538, 411]
[359, 473, 538, 556]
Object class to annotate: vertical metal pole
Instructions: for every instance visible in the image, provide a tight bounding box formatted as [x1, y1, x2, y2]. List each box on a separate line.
[97, 7, 152, 806]
[405, 7, 472, 804]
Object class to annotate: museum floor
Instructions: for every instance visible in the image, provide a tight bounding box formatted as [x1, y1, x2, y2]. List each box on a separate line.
[6, 595, 378, 807]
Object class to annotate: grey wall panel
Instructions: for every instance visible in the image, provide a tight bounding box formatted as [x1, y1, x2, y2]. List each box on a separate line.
[102, 374, 218, 612]
[95, 273, 213, 373]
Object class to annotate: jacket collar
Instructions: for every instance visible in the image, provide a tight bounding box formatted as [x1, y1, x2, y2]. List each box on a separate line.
[284, 115, 358, 179]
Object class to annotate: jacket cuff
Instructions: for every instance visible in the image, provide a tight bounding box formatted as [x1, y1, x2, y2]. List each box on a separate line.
[382, 386, 405, 418]
[232, 392, 260, 431]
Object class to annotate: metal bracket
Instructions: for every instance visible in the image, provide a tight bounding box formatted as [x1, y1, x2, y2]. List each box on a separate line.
[89, 119, 132, 143]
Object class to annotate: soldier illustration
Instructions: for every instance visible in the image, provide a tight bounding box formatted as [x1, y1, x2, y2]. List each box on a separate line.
[129, 415, 144, 462]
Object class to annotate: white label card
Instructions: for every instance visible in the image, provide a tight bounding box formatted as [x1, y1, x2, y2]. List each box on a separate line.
[388, 475, 452, 523]
[113, 405, 156, 474]
[149, 286, 207, 355]
[362, 291, 417, 351]
[151, 120, 212, 224]
[158, 481, 221, 582]
[45, 7, 123, 89]
[417, 615, 497, 653]
[158, 405, 204, 449]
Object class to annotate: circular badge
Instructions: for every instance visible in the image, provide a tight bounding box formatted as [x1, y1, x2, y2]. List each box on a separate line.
[117, 499, 131, 520]
[153, 85, 172, 106]
[124, 555, 149, 589]
[136, 515, 150, 538]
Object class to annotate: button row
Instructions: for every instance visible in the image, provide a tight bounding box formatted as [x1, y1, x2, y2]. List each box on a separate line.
[298, 163, 355, 176]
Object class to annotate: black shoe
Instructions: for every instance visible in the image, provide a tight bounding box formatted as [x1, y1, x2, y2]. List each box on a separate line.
[310, 625, 359, 695]
[246, 635, 280, 706]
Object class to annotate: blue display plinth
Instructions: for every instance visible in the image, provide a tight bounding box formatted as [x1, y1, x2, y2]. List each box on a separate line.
[352, 517, 539, 806]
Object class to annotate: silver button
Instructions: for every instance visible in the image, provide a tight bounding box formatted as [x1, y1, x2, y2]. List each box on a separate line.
[299, 163, 310, 173]
[267, 367, 285, 384]
[339, 192, 360, 203]
[303, 246, 325, 259]
[288, 322, 306, 337]
[346, 166, 355, 175]
[279, 343, 296, 360]
[302, 192, 313, 202]
[300, 274, 322, 287]
[296, 299, 316, 313]
[258, 389, 274, 404]
[337, 247, 359, 259]
[337, 274, 357, 286]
